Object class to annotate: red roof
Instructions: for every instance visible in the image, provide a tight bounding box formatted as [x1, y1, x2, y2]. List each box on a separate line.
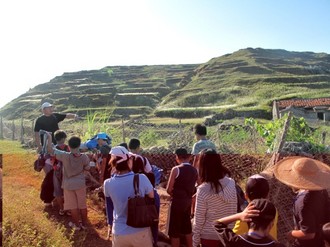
[277, 98, 330, 108]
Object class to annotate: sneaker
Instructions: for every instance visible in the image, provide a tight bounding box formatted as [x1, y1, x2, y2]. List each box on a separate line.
[68, 221, 81, 231]
[59, 209, 65, 216]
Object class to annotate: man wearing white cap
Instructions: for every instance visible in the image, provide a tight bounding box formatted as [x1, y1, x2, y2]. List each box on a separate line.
[34, 102, 79, 153]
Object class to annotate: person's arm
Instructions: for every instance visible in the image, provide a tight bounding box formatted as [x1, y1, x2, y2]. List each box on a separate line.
[166, 166, 178, 196]
[192, 188, 207, 247]
[65, 113, 79, 120]
[215, 203, 259, 225]
[99, 156, 107, 184]
[288, 230, 315, 240]
[44, 131, 54, 154]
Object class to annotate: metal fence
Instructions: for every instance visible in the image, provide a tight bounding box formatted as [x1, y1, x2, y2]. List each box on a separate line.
[0, 116, 269, 154]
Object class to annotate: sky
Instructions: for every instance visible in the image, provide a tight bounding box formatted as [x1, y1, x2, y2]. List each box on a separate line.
[1, 0, 330, 108]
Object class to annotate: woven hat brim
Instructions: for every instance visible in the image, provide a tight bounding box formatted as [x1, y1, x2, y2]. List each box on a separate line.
[274, 156, 330, 191]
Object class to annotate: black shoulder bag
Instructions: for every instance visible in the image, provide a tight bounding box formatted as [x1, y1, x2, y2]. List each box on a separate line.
[126, 174, 159, 228]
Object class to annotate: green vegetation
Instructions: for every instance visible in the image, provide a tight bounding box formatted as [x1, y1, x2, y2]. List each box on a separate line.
[245, 114, 328, 152]
[1, 48, 329, 121]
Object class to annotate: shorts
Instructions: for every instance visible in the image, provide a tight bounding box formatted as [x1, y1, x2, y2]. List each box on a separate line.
[63, 187, 87, 210]
[112, 228, 153, 247]
[168, 200, 192, 238]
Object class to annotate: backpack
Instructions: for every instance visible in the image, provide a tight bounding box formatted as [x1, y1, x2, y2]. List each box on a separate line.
[34, 130, 49, 172]
[34, 153, 47, 172]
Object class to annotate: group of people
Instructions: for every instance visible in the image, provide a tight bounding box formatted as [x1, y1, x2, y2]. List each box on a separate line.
[34, 102, 330, 247]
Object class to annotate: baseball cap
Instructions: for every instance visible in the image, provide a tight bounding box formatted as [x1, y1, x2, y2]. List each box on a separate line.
[245, 174, 270, 200]
[110, 146, 131, 164]
[96, 132, 107, 140]
[250, 198, 276, 222]
[41, 102, 53, 110]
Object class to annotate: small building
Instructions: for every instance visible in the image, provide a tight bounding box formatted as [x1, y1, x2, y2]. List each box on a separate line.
[273, 97, 330, 122]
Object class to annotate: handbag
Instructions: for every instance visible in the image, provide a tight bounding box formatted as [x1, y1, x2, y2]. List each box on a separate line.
[126, 174, 159, 228]
[34, 153, 46, 172]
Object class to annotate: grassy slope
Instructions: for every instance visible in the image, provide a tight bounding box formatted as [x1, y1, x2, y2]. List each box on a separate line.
[160, 48, 330, 114]
[1, 48, 329, 120]
[1, 141, 110, 247]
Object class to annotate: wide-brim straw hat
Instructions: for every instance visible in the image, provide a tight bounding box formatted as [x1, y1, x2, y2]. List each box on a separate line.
[274, 156, 330, 191]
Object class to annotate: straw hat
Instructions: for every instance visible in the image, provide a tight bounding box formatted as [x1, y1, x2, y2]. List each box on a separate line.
[274, 156, 330, 191]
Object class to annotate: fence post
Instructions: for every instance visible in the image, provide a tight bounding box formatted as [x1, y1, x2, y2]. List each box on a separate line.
[0, 116, 3, 140]
[122, 117, 126, 143]
[321, 131, 326, 145]
[12, 120, 15, 140]
[20, 117, 24, 144]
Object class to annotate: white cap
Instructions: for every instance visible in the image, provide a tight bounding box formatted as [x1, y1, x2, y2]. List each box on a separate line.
[41, 102, 53, 110]
[110, 146, 131, 163]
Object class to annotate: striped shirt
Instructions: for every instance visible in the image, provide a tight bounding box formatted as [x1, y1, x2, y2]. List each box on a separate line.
[192, 176, 237, 247]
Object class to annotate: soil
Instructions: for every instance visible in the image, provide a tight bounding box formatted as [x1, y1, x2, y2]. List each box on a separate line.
[46, 187, 172, 247]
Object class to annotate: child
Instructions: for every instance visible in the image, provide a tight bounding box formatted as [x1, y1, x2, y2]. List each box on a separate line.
[214, 198, 285, 247]
[95, 132, 111, 184]
[132, 154, 160, 246]
[46, 132, 90, 231]
[166, 148, 198, 247]
[128, 138, 152, 173]
[274, 156, 330, 247]
[233, 174, 278, 240]
[191, 124, 216, 155]
[192, 149, 237, 247]
[323, 222, 330, 247]
[52, 130, 70, 216]
[103, 146, 154, 247]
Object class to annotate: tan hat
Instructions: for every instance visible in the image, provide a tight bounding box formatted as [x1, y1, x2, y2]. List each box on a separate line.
[274, 156, 330, 191]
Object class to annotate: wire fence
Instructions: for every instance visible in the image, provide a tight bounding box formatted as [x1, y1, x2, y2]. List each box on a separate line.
[1, 115, 330, 245]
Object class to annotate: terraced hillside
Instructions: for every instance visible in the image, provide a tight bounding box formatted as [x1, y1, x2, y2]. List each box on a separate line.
[158, 48, 330, 118]
[1, 48, 330, 120]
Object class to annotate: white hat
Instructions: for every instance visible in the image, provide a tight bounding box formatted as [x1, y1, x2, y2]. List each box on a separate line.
[110, 146, 131, 164]
[41, 102, 53, 110]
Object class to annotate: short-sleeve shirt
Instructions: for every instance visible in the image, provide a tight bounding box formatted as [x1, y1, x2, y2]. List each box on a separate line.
[129, 153, 152, 173]
[214, 222, 285, 247]
[103, 172, 153, 236]
[54, 150, 90, 190]
[292, 190, 328, 247]
[34, 113, 66, 144]
[192, 139, 217, 155]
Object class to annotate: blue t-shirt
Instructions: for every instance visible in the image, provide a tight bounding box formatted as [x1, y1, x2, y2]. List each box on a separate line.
[104, 171, 153, 235]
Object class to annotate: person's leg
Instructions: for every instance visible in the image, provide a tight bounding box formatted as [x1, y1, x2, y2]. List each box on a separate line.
[53, 171, 64, 213]
[56, 196, 64, 214]
[64, 189, 80, 228]
[76, 186, 88, 227]
[170, 237, 180, 247]
[70, 208, 80, 226]
[184, 233, 193, 247]
[168, 204, 182, 247]
[80, 208, 88, 227]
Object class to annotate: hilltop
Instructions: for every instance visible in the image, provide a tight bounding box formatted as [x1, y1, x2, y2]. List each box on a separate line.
[1, 48, 330, 120]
